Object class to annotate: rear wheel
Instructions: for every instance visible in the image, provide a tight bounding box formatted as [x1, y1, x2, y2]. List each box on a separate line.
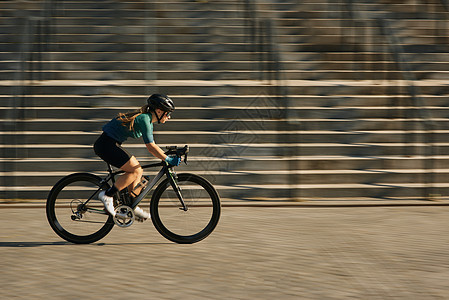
[46, 173, 114, 244]
[150, 173, 221, 244]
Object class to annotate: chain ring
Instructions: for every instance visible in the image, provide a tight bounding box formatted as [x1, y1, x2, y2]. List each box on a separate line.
[113, 205, 135, 228]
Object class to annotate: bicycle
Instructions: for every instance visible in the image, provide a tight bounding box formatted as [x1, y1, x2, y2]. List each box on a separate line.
[46, 145, 221, 244]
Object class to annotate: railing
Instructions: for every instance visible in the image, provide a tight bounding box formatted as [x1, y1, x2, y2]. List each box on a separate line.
[4, 2, 56, 198]
[243, 0, 258, 55]
[242, 0, 299, 200]
[376, 18, 436, 200]
[439, 0, 449, 43]
[144, 1, 158, 94]
[336, 1, 440, 200]
[243, 0, 269, 82]
[10, 1, 55, 121]
[242, 1, 288, 102]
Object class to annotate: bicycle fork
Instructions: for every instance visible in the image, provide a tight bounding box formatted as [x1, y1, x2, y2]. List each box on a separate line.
[167, 169, 188, 211]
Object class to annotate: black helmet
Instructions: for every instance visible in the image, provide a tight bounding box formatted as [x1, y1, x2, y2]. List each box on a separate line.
[147, 94, 175, 113]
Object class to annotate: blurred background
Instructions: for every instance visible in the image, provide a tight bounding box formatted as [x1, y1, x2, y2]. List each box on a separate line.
[1, 0, 448, 203]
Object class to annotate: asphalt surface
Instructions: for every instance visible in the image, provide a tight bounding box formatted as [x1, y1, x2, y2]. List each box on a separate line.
[1, 205, 449, 299]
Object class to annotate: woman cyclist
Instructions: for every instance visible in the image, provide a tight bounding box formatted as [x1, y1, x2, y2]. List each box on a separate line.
[94, 94, 181, 220]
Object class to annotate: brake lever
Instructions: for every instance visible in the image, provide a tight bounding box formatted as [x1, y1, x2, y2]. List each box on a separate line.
[183, 145, 189, 165]
[177, 146, 189, 165]
[166, 145, 189, 165]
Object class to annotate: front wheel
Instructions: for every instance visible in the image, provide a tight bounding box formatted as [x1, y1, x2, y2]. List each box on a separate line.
[46, 173, 114, 244]
[150, 173, 221, 244]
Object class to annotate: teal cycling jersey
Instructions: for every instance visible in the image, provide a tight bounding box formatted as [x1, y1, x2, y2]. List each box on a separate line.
[102, 113, 154, 144]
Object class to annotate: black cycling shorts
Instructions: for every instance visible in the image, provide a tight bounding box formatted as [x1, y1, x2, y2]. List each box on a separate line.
[94, 132, 132, 168]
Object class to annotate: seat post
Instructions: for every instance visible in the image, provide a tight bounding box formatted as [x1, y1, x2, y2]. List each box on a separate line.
[107, 163, 114, 174]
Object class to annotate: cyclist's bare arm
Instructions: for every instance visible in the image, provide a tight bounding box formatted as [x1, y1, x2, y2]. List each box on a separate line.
[146, 142, 167, 161]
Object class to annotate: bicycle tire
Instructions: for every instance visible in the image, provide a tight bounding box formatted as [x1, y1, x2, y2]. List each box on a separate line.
[150, 173, 221, 244]
[46, 173, 114, 244]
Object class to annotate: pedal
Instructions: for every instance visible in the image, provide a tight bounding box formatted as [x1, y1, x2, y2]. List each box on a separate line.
[135, 216, 145, 223]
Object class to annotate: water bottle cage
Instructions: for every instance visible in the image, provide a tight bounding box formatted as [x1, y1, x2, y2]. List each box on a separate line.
[130, 176, 149, 198]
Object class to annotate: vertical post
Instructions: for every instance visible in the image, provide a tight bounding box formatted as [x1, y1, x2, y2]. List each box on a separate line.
[264, 18, 299, 201]
[377, 18, 436, 200]
[145, 1, 158, 94]
[438, 0, 449, 44]
[243, 0, 257, 51]
[243, 0, 260, 80]
[243, 2, 298, 200]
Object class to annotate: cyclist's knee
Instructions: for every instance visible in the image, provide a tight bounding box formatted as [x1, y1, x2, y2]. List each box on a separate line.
[121, 156, 141, 175]
[124, 167, 142, 180]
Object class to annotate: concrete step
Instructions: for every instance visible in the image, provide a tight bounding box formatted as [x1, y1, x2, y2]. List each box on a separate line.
[3, 155, 448, 172]
[1, 182, 446, 200]
[3, 42, 448, 54]
[0, 42, 253, 53]
[39, 33, 248, 44]
[2, 79, 448, 96]
[2, 130, 449, 145]
[3, 51, 448, 62]
[51, 1, 244, 10]
[10, 9, 243, 19]
[1, 94, 448, 108]
[0, 24, 247, 36]
[1, 61, 259, 71]
[2, 168, 448, 188]
[0, 143, 446, 159]
[4, 61, 449, 72]
[293, 183, 448, 199]
[276, 26, 444, 37]
[290, 44, 449, 53]
[3, 31, 448, 45]
[279, 18, 449, 28]
[4, 118, 449, 133]
[0, 2, 443, 16]
[14, 24, 444, 38]
[1, 70, 262, 81]
[2, 79, 271, 96]
[4, 70, 449, 81]
[270, 2, 443, 13]
[0, 10, 237, 20]
[2, 105, 448, 120]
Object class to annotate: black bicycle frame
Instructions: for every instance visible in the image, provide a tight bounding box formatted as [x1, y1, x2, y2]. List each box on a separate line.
[83, 161, 187, 212]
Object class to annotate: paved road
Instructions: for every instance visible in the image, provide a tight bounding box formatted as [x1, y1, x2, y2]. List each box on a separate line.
[1, 205, 448, 299]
